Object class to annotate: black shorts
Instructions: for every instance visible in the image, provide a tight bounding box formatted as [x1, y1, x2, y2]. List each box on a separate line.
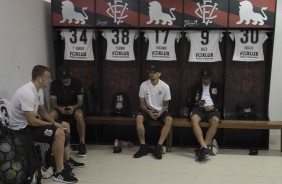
[190, 107, 221, 122]
[29, 125, 57, 144]
[137, 110, 172, 124]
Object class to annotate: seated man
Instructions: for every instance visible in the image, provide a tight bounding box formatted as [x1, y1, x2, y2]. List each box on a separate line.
[49, 66, 87, 157]
[8, 65, 84, 183]
[184, 68, 222, 161]
[134, 65, 173, 160]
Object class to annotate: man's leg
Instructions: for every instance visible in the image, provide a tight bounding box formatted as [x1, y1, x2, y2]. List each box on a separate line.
[191, 114, 206, 148]
[153, 115, 172, 160]
[74, 109, 86, 157]
[191, 114, 211, 160]
[52, 128, 78, 183]
[134, 114, 148, 158]
[158, 116, 172, 145]
[136, 114, 146, 144]
[205, 116, 219, 146]
[74, 109, 86, 144]
[52, 128, 66, 173]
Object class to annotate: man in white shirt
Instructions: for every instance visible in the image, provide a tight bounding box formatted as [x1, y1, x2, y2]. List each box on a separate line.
[134, 65, 172, 160]
[8, 65, 83, 183]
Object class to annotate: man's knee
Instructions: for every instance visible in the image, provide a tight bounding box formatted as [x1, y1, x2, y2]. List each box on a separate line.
[209, 116, 219, 127]
[49, 109, 59, 119]
[164, 116, 172, 127]
[136, 114, 144, 123]
[74, 109, 84, 120]
[191, 114, 201, 125]
[54, 128, 65, 142]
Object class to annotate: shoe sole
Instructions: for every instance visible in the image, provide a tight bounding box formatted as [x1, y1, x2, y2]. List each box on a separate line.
[53, 177, 77, 183]
[71, 165, 85, 168]
[133, 153, 148, 158]
[77, 154, 87, 157]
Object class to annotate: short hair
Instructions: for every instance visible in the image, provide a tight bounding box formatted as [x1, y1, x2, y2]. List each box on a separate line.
[32, 65, 51, 80]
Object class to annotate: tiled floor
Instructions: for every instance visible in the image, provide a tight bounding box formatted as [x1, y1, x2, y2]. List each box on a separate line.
[42, 134, 282, 184]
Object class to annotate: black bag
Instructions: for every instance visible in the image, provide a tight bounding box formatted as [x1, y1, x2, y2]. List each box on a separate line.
[0, 124, 40, 184]
[111, 92, 131, 116]
[236, 102, 256, 119]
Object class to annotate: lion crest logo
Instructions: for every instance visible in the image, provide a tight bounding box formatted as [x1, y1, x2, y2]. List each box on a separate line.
[146, 1, 176, 26]
[60, 0, 88, 25]
[236, 0, 267, 25]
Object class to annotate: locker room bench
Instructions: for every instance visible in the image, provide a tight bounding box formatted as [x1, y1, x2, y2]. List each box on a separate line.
[84, 116, 172, 152]
[171, 118, 282, 152]
[84, 116, 282, 152]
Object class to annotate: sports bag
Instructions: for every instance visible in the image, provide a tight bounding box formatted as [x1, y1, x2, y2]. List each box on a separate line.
[111, 92, 131, 116]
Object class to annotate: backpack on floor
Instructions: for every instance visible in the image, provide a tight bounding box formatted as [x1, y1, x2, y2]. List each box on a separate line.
[0, 97, 41, 184]
[111, 92, 131, 116]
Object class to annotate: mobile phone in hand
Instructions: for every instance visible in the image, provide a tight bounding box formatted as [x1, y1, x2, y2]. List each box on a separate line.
[65, 107, 71, 111]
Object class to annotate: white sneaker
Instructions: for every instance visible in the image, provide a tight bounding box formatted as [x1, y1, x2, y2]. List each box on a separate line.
[210, 139, 219, 155]
[41, 166, 53, 179]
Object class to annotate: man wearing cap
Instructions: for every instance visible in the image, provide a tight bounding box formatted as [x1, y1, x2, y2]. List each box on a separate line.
[185, 68, 222, 161]
[134, 65, 172, 160]
[49, 66, 87, 157]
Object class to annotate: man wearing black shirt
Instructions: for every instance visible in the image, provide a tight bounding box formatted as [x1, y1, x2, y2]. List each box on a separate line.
[184, 68, 222, 161]
[49, 66, 87, 157]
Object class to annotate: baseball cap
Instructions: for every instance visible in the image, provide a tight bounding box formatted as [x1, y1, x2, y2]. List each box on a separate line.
[148, 65, 161, 72]
[201, 68, 212, 77]
[58, 66, 71, 79]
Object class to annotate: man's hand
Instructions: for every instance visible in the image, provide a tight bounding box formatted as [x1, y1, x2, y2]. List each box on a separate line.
[195, 100, 205, 107]
[60, 106, 73, 115]
[149, 110, 160, 120]
[53, 122, 64, 129]
[204, 105, 214, 112]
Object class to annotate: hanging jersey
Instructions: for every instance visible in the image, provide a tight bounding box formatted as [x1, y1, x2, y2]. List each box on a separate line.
[144, 30, 181, 61]
[230, 30, 268, 62]
[102, 29, 138, 61]
[61, 29, 95, 61]
[186, 30, 223, 62]
[0, 98, 10, 127]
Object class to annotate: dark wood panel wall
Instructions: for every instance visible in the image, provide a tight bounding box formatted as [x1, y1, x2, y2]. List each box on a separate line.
[53, 29, 274, 120]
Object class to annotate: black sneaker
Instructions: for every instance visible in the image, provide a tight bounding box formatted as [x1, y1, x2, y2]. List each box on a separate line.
[78, 144, 87, 157]
[195, 148, 201, 160]
[63, 161, 73, 173]
[153, 144, 162, 160]
[66, 158, 85, 168]
[133, 144, 148, 158]
[53, 169, 78, 183]
[200, 147, 211, 159]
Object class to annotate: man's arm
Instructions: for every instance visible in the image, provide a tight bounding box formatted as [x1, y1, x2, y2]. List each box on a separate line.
[50, 95, 65, 114]
[38, 104, 56, 123]
[139, 97, 156, 120]
[23, 107, 61, 129]
[159, 100, 169, 115]
[71, 94, 83, 110]
[24, 111, 54, 127]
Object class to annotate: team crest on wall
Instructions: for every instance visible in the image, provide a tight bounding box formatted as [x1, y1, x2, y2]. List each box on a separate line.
[139, 0, 183, 28]
[96, 0, 138, 27]
[183, 0, 228, 28]
[229, 0, 275, 28]
[52, 0, 95, 27]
